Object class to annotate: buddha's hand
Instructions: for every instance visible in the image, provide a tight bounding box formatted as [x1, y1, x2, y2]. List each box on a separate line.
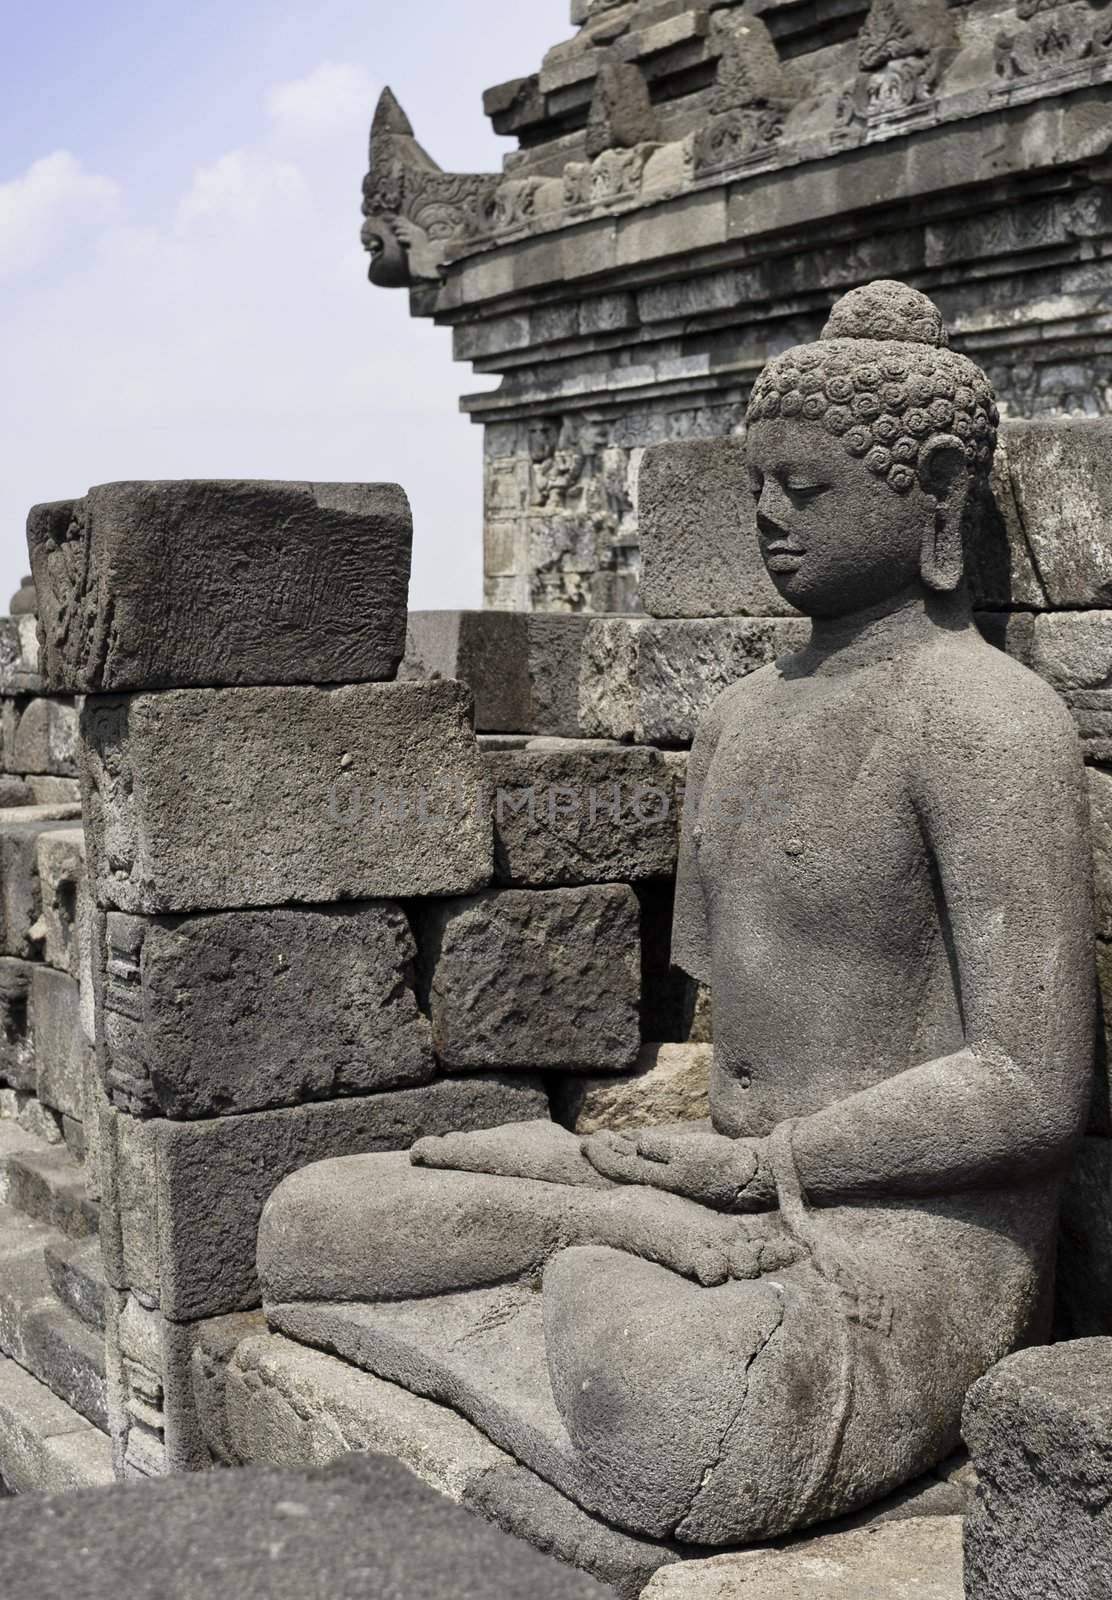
[582, 1128, 777, 1213]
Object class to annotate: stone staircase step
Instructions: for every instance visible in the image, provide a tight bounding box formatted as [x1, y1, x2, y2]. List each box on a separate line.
[0, 1132, 97, 1242]
[44, 1238, 106, 1336]
[0, 1354, 111, 1494]
[0, 1205, 107, 1431]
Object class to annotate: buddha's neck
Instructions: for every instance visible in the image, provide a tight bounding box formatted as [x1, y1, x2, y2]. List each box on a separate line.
[805, 587, 973, 669]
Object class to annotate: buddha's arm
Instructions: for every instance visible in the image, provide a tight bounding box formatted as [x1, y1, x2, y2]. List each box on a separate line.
[791, 675, 1095, 1204]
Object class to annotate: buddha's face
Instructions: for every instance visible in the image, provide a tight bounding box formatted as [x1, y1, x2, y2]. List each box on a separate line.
[747, 419, 941, 618]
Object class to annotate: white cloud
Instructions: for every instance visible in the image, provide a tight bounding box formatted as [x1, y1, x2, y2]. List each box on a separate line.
[175, 149, 309, 233]
[0, 152, 120, 281]
[266, 62, 376, 140]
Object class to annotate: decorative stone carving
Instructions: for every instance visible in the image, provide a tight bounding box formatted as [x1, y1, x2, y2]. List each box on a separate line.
[360, 89, 496, 286]
[840, 0, 956, 126]
[694, 13, 796, 178]
[584, 63, 657, 160]
[995, 0, 1112, 82]
[258, 283, 1093, 1555]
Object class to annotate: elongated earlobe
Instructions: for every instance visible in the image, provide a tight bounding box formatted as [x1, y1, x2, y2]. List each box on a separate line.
[921, 512, 964, 593]
[918, 435, 970, 594]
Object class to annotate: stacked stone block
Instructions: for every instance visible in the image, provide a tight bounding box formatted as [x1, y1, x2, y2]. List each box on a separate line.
[26, 479, 559, 1483]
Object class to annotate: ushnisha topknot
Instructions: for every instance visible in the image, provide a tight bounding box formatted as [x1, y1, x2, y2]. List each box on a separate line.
[747, 280, 999, 497]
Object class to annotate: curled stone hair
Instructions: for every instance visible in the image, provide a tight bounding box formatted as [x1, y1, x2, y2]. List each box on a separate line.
[747, 282, 1000, 497]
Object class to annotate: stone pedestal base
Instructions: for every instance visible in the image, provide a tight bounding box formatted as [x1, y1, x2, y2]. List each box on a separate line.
[216, 1327, 974, 1599]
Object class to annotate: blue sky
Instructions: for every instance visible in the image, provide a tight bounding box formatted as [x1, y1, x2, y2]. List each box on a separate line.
[0, 0, 570, 610]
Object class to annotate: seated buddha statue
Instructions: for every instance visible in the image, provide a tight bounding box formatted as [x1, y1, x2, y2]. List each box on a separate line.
[257, 280, 1094, 1549]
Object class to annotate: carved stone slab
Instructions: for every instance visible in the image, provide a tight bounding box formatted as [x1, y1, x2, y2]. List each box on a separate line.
[79, 681, 493, 914]
[28, 481, 413, 694]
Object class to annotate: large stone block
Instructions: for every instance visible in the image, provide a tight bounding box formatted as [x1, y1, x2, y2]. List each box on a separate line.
[642, 1517, 963, 1598]
[1029, 612, 1112, 761]
[417, 887, 641, 1072]
[30, 968, 90, 1122]
[552, 1043, 713, 1134]
[96, 903, 436, 1119]
[1, 697, 78, 777]
[100, 1076, 547, 1320]
[1089, 769, 1112, 941]
[1002, 419, 1112, 607]
[80, 681, 492, 913]
[637, 439, 799, 619]
[1057, 1138, 1112, 1338]
[28, 481, 413, 693]
[0, 958, 36, 1093]
[0, 813, 78, 960]
[34, 828, 87, 979]
[0, 615, 43, 696]
[482, 740, 685, 885]
[402, 611, 590, 736]
[579, 617, 809, 745]
[963, 1341, 1112, 1600]
[0, 1451, 609, 1600]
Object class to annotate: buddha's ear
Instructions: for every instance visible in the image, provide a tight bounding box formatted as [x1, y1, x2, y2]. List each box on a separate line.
[917, 434, 970, 594]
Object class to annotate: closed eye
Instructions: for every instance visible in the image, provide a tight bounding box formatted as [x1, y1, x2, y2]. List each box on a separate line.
[785, 482, 829, 506]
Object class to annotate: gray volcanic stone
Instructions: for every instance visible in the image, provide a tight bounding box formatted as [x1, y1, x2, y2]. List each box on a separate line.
[28, 480, 413, 693]
[1004, 419, 1112, 607]
[0, 1451, 609, 1599]
[1089, 770, 1112, 941]
[35, 827, 87, 979]
[102, 1076, 548, 1320]
[963, 1340, 1112, 1600]
[638, 439, 799, 619]
[0, 615, 43, 696]
[1, 697, 78, 777]
[9, 573, 38, 617]
[417, 887, 641, 1072]
[552, 1043, 713, 1135]
[31, 967, 90, 1121]
[642, 1517, 963, 1597]
[484, 741, 684, 885]
[97, 903, 436, 1119]
[1057, 1139, 1112, 1337]
[0, 959, 36, 1093]
[80, 681, 492, 914]
[579, 616, 809, 744]
[402, 610, 590, 736]
[0, 814, 78, 961]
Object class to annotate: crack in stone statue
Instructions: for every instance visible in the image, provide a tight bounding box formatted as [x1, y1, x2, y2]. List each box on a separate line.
[257, 281, 1095, 1549]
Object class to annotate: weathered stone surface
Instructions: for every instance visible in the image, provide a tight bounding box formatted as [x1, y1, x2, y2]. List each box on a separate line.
[0, 1452, 609, 1599]
[1093, 939, 1112, 1135]
[96, 903, 435, 1120]
[1004, 420, 1112, 608]
[552, 1043, 713, 1134]
[638, 439, 799, 619]
[0, 614, 43, 696]
[579, 616, 809, 744]
[484, 741, 684, 885]
[402, 611, 590, 736]
[44, 1237, 106, 1335]
[1, 697, 78, 777]
[31, 967, 90, 1122]
[10, 573, 37, 617]
[417, 887, 641, 1071]
[1058, 1138, 1112, 1338]
[103, 1076, 547, 1320]
[1089, 770, 1112, 941]
[224, 1331, 509, 1490]
[964, 1340, 1112, 1600]
[0, 958, 36, 1093]
[0, 1354, 111, 1495]
[642, 1517, 963, 1597]
[0, 1137, 97, 1241]
[80, 681, 493, 914]
[28, 480, 413, 693]
[0, 814, 79, 961]
[34, 827, 86, 979]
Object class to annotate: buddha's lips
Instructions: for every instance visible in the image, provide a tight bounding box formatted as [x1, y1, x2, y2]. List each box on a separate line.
[766, 548, 806, 574]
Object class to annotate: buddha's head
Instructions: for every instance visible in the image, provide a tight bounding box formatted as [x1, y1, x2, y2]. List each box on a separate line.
[745, 281, 998, 619]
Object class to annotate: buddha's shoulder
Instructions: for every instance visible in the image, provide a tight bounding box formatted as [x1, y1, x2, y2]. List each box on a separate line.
[902, 628, 1081, 758]
[696, 661, 782, 741]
